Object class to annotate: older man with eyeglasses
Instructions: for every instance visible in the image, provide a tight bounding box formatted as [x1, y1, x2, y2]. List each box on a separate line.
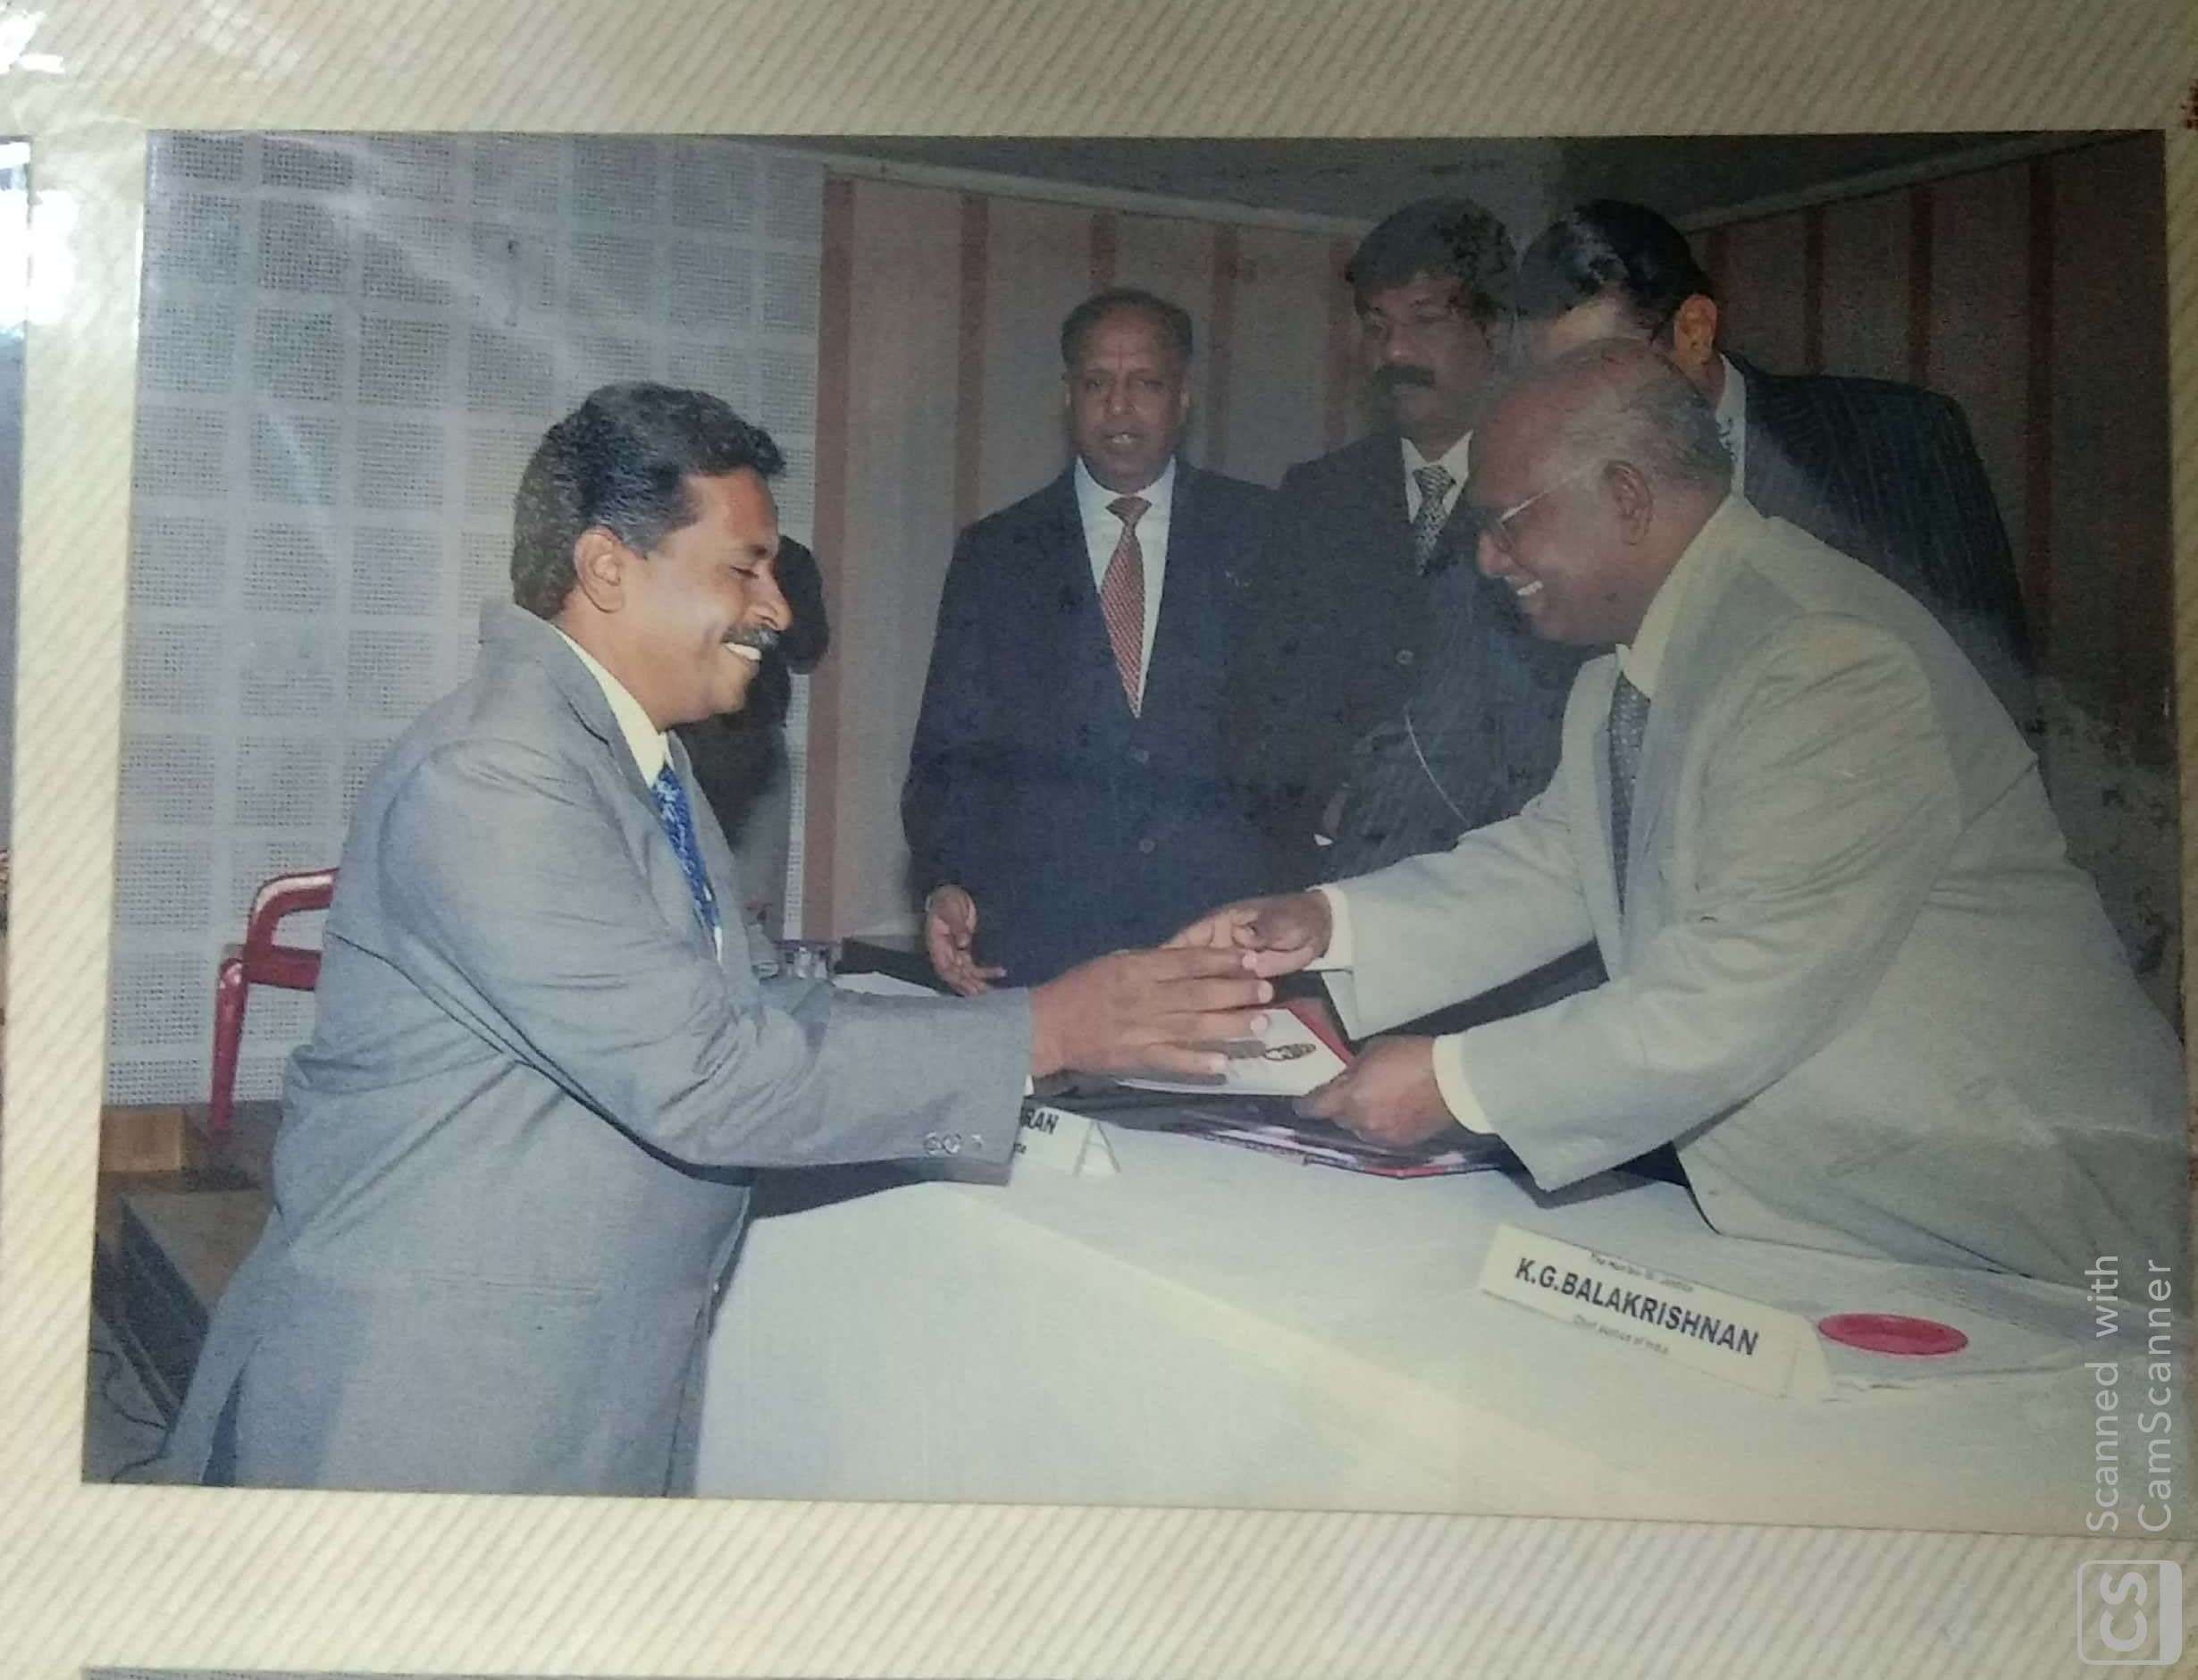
[1175, 340, 2184, 1289]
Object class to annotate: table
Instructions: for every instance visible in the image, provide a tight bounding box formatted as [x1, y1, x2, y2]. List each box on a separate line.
[697, 1119, 2180, 1533]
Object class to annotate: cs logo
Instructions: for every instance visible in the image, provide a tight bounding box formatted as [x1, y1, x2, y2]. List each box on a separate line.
[2078, 1561, 2185, 1666]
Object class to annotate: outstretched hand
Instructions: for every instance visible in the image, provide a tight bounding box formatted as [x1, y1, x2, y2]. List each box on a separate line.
[1166, 890, 1332, 979]
[1029, 945, 1274, 1081]
[1293, 1035, 1456, 1147]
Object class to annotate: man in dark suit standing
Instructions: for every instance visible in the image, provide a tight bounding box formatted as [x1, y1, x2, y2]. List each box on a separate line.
[1238, 197, 1583, 892]
[676, 532, 827, 944]
[1512, 198, 2036, 732]
[903, 287, 1272, 993]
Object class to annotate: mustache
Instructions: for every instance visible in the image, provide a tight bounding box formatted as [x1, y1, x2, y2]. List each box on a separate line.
[1371, 364, 1438, 398]
[726, 626, 781, 654]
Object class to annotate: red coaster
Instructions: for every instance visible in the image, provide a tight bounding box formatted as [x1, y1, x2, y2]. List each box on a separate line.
[1816, 1313, 1968, 1357]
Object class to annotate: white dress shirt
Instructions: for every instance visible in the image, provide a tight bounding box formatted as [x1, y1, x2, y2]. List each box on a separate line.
[1074, 456, 1175, 703]
[1313, 495, 1726, 1136]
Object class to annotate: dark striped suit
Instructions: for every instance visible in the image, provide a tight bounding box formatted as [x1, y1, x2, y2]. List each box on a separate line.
[1736, 357, 2035, 732]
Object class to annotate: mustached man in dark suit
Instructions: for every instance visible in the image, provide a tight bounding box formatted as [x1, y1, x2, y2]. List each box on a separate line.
[1237, 197, 1585, 893]
[903, 287, 1273, 993]
[1513, 198, 2036, 734]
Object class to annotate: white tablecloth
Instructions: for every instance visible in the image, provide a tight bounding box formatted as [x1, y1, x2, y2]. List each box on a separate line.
[697, 1121, 2176, 1533]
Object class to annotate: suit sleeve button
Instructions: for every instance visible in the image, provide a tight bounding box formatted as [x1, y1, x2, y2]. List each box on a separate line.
[1137, 837, 1156, 855]
[1396, 648, 1415, 667]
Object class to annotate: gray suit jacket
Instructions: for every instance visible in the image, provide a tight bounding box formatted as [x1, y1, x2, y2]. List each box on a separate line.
[158, 601, 1030, 1494]
[1328, 498, 2183, 1286]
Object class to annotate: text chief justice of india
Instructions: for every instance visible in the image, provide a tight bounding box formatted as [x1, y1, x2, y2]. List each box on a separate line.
[155, 383, 1274, 1496]
[1175, 342, 2185, 1289]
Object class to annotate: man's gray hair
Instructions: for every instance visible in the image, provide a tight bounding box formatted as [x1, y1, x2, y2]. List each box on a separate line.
[1534, 339, 1732, 492]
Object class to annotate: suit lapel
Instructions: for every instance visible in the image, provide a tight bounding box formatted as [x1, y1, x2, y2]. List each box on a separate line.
[495, 601, 652, 800]
[1026, 469, 1123, 722]
[1143, 464, 1215, 718]
[1617, 504, 1753, 953]
[1040, 467, 1098, 605]
[495, 606, 707, 956]
[1347, 432, 1414, 562]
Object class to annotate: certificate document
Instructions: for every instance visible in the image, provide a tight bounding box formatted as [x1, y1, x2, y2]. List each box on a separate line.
[1120, 997, 1352, 1098]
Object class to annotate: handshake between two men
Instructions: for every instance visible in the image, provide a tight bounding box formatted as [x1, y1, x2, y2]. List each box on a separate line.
[1019, 888, 1455, 1151]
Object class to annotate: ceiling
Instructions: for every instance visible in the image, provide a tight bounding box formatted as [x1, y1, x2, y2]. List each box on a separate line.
[784, 132, 2102, 233]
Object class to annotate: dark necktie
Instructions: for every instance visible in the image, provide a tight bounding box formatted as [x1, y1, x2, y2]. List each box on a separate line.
[1099, 494, 1148, 714]
[1607, 671, 1651, 911]
[650, 761, 721, 948]
[1606, 669, 1690, 1192]
[1409, 463, 1455, 573]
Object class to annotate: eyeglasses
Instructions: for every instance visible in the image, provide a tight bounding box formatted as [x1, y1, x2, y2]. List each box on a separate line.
[1473, 459, 1603, 557]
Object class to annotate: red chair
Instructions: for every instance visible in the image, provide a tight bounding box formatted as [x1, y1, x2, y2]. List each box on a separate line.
[208, 867, 336, 1140]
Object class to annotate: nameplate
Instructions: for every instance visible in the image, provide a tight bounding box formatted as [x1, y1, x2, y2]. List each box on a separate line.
[1016, 1103, 1119, 1176]
[1479, 1223, 1829, 1398]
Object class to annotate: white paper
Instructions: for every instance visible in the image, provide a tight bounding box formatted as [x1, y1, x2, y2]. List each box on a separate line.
[1118, 1004, 1348, 1096]
[830, 970, 944, 999]
[1736, 1248, 2152, 1395]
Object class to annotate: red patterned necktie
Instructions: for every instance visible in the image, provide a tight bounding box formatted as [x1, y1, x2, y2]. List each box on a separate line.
[1100, 494, 1148, 714]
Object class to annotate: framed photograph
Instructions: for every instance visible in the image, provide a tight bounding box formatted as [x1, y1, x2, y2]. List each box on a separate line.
[5, 3, 2193, 1676]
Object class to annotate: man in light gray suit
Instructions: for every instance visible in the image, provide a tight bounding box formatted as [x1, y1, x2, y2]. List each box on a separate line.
[157, 383, 1273, 1495]
[1176, 342, 2184, 1288]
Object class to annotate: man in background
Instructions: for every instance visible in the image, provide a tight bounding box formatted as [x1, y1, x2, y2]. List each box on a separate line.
[903, 287, 1272, 993]
[1237, 197, 1584, 891]
[1513, 197, 2036, 731]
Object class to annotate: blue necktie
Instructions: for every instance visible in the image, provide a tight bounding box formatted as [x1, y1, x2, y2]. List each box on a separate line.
[650, 762, 721, 948]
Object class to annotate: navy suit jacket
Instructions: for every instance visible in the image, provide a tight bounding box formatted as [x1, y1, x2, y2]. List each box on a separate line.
[1736, 357, 2035, 730]
[902, 463, 1273, 986]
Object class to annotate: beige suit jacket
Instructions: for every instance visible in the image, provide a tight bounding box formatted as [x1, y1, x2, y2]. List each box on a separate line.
[1328, 497, 2184, 1285]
